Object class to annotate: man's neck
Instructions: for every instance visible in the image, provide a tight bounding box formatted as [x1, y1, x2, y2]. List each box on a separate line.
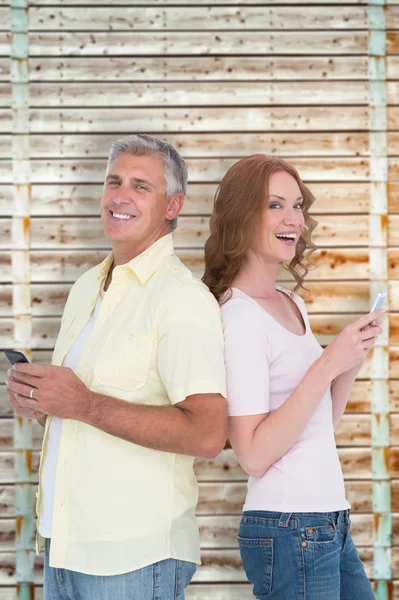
[111, 229, 169, 267]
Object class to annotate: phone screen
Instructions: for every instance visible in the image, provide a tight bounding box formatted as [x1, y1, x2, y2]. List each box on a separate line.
[4, 350, 29, 365]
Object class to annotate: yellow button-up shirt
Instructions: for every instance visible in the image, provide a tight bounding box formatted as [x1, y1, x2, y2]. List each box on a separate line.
[36, 234, 226, 575]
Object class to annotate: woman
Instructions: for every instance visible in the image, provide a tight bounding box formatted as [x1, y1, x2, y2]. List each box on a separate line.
[203, 155, 382, 600]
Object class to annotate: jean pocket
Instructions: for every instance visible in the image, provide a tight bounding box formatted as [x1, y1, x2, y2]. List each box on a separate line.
[238, 536, 273, 596]
[299, 522, 337, 550]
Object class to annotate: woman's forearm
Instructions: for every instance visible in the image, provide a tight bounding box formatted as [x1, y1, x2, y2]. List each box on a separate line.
[238, 354, 336, 477]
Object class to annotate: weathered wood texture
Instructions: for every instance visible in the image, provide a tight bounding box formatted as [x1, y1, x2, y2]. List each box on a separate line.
[2, 0, 398, 597]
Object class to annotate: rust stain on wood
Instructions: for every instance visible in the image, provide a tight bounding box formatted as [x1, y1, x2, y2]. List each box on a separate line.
[23, 217, 30, 236]
[16, 515, 22, 537]
[387, 32, 399, 54]
[16, 584, 35, 600]
[373, 513, 380, 535]
[25, 450, 32, 475]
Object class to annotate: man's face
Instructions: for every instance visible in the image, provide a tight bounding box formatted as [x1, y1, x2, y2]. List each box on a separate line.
[101, 152, 176, 250]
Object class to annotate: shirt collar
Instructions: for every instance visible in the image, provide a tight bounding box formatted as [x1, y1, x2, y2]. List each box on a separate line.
[98, 233, 175, 285]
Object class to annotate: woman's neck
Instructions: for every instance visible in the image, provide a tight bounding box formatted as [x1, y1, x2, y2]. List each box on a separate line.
[232, 252, 279, 299]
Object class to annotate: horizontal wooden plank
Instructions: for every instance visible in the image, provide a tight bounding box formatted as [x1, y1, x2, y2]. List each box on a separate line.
[0, 34, 10, 56]
[29, 81, 370, 107]
[390, 216, 399, 246]
[0, 84, 10, 108]
[0, 59, 9, 80]
[27, 0, 372, 5]
[22, 108, 372, 134]
[3, 133, 374, 161]
[0, 281, 386, 318]
[0, 10, 8, 32]
[388, 31, 399, 55]
[0, 157, 374, 184]
[28, 56, 368, 82]
[29, 7, 369, 31]
[390, 183, 399, 213]
[28, 31, 368, 56]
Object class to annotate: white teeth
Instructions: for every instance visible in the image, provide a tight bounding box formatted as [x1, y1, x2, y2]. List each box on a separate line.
[112, 212, 134, 220]
[276, 234, 296, 240]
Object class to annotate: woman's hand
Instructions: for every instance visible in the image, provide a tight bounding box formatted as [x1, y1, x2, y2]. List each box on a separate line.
[322, 309, 385, 379]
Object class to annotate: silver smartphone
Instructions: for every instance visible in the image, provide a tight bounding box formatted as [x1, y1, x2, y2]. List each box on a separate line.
[370, 291, 387, 313]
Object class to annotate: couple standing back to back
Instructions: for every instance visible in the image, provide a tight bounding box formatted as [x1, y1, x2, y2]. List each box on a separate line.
[6, 134, 383, 600]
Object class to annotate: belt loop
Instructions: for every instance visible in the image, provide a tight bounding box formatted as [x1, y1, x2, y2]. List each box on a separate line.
[278, 512, 292, 527]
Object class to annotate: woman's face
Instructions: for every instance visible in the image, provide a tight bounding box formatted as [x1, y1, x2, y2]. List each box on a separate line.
[250, 170, 305, 263]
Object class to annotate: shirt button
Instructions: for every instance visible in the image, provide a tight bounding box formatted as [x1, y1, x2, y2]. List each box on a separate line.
[301, 542, 307, 548]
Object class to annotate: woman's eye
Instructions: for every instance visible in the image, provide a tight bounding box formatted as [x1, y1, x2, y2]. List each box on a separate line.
[269, 203, 281, 209]
[295, 203, 304, 210]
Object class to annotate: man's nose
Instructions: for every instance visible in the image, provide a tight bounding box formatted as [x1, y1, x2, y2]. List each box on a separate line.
[112, 188, 133, 205]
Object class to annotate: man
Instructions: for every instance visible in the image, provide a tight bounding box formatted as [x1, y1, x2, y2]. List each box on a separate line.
[6, 134, 227, 599]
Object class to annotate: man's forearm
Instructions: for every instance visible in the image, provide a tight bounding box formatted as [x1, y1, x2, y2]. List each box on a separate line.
[331, 363, 363, 428]
[78, 391, 225, 459]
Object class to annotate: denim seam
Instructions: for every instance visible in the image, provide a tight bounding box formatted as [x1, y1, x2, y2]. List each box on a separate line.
[152, 562, 157, 600]
[297, 528, 306, 600]
[174, 560, 181, 599]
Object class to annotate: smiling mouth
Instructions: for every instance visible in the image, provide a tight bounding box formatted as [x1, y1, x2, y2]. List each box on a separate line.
[110, 210, 136, 220]
[275, 233, 297, 245]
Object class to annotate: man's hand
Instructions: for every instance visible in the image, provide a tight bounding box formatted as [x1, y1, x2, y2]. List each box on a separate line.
[6, 363, 93, 421]
[7, 387, 46, 421]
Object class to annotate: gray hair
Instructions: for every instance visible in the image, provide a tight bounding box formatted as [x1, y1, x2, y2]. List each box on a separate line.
[107, 134, 187, 232]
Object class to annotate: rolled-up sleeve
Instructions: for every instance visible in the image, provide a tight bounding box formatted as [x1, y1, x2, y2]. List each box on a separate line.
[157, 284, 227, 405]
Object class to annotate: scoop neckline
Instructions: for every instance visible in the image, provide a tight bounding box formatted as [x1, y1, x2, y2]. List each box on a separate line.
[231, 286, 307, 338]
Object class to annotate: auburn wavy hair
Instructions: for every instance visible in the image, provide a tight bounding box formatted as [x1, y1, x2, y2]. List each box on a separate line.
[202, 155, 318, 303]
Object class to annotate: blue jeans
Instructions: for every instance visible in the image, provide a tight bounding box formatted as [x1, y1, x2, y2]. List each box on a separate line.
[44, 539, 196, 600]
[238, 510, 375, 600]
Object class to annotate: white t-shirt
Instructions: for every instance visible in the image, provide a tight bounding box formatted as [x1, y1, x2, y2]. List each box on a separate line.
[39, 292, 104, 538]
[221, 287, 350, 513]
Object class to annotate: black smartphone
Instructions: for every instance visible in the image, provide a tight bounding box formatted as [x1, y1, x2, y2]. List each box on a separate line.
[4, 350, 29, 365]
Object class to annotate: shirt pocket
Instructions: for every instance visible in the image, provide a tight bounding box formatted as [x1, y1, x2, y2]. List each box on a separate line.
[93, 329, 153, 391]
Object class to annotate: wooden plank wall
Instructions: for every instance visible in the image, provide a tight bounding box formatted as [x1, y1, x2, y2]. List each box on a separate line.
[1, 0, 399, 597]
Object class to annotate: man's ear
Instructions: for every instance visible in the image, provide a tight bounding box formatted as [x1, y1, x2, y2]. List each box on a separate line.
[165, 193, 185, 221]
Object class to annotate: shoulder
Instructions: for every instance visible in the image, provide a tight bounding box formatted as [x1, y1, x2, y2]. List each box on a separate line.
[156, 255, 221, 319]
[222, 291, 272, 359]
[221, 290, 270, 343]
[65, 265, 100, 303]
[221, 290, 265, 327]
